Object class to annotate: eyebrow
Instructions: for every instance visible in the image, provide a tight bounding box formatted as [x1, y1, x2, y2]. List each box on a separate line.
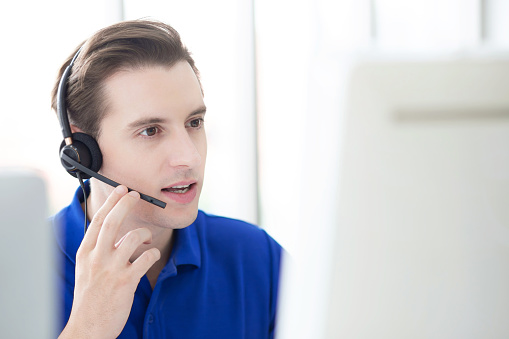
[126, 106, 207, 130]
[188, 106, 207, 118]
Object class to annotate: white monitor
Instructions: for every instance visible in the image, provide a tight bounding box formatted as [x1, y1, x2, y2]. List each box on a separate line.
[277, 55, 509, 339]
[0, 169, 56, 338]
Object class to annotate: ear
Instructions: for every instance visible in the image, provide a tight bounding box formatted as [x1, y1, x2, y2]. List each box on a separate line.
[70, 124, 84, 134]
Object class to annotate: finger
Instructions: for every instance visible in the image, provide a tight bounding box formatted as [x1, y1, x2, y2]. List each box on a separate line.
[114, 233, 128, 249]
[81, 185, 128, 250]
[115, 228, 153, 249]
[114, 228, 153, 263]
[130, 247, 161, 279]
[96, 190, 140, 251]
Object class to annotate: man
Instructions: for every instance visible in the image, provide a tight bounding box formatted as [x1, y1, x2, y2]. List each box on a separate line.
[51, 20, 281, 339]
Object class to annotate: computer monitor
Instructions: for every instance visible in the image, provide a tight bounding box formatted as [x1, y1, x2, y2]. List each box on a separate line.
[277, 55, 509, 338]
[0, 169, 56, 338]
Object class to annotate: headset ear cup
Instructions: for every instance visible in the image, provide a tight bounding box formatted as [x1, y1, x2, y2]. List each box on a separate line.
[72, 133, 102, 172]
[59, 132, 102, 179]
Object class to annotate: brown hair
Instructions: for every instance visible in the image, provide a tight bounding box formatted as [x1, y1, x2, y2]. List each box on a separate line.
[51, 19, 201, 139]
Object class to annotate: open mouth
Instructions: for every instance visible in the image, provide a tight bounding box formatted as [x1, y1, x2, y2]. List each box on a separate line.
[161, 182, 198, 204]
[162, 183, 194, 194]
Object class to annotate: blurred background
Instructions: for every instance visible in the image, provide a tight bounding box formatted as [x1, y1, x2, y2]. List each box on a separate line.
[1, 0, 509, 338]
[3, 0, 508, 253]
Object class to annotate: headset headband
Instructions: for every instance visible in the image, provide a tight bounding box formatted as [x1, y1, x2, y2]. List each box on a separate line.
[56, 47, 82, 143]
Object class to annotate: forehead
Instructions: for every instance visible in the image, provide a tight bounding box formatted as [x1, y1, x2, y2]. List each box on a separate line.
[101, 62, 204, 126]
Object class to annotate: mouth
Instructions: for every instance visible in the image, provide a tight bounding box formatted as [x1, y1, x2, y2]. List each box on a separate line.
[161, 181, 198, 204]
[161, 183, 193, 194]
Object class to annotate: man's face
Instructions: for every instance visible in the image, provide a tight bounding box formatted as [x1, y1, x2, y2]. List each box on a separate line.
[95, 61, 207, 229]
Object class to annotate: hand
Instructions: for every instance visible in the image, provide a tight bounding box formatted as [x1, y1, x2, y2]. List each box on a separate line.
[59, 185, 161, 339]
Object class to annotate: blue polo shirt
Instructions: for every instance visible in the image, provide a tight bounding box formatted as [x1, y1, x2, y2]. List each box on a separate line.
[52, 183, 282, 338]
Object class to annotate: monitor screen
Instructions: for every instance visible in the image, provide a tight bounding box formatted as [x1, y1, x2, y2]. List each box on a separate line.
[277, 56, 509, 339]
[0, 169, 56, 338]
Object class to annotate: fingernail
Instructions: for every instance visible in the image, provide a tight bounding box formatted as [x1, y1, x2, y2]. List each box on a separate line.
[128, 190, 140, 199]
[115, 185, 127, 194]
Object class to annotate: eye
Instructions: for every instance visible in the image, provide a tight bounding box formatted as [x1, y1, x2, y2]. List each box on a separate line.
[188, 118, 204, 129]
[140, 126, 159, 137]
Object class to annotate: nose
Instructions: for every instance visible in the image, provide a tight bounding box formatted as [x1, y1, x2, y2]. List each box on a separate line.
[167, 129, 202, 168]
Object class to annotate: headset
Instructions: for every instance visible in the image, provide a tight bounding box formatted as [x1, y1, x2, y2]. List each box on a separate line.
[57, 47, 166, 228]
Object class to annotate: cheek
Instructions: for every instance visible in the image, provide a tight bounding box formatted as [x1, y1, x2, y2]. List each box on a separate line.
[98, 135, 151, 181]
[201, 141, 208, 165]
[197, 132, 208, 163]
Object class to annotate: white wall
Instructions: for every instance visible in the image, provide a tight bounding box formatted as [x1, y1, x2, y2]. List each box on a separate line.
[255, 0, 509, 252]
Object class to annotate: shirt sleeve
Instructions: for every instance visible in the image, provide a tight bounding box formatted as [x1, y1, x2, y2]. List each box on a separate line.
[264, 230, 282, 339]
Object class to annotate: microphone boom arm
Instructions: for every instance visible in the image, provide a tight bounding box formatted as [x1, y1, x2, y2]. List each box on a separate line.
[61, 152, 166, 209]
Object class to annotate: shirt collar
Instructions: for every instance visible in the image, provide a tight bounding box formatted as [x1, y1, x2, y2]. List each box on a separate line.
[170, 219, 201, 269]
[57, 181, 202, 270]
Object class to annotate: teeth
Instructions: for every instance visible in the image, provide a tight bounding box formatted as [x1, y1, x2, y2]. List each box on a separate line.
[171, 185, 190, 189]
[163, 184, 192, 194]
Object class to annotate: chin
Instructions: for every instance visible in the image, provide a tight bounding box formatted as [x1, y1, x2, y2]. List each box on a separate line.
[165, 208, 199, 229]
[136, 202, 199, 230]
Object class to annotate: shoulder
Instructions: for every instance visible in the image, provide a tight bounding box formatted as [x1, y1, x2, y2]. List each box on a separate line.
[193, 210, 282, 267]
[196, 210, 281, 251]
[50, 205, 73, 254]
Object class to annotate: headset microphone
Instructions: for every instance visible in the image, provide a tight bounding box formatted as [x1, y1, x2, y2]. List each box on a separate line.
[57, 46, 166, 210]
